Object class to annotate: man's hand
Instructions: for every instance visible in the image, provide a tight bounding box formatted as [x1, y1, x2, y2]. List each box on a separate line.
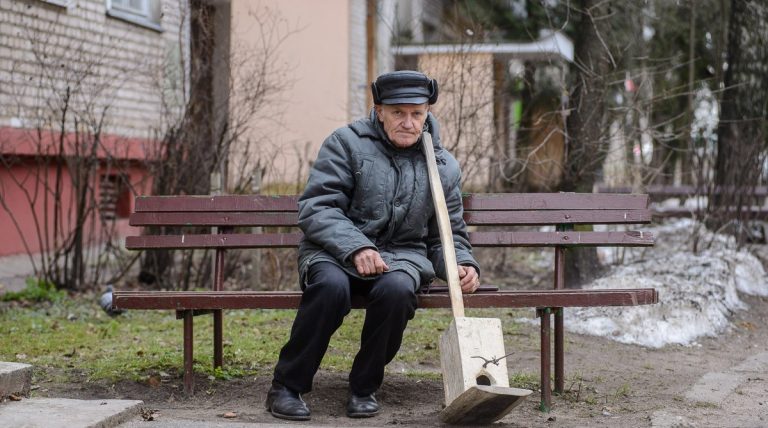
[353, 248, 389, 276]
[458, 265, 480, 294]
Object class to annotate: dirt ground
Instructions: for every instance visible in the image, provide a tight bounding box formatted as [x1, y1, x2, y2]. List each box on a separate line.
[32, 293, 768, 427]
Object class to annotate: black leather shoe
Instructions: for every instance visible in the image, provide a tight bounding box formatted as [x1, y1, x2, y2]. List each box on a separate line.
[347, 392, 379, 418]
[265, 381, 311, 421]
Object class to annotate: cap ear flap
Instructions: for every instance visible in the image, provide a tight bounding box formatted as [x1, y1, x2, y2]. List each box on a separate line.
[428, 79, 439, 104]
[371, 82, 382, 105]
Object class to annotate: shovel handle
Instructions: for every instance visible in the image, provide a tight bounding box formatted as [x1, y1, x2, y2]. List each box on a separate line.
[422, 132, 465, 318]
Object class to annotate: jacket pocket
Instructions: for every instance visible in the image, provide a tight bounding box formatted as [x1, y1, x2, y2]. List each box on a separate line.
[354, 157, 384, 220]
[357, 158, 374, 194]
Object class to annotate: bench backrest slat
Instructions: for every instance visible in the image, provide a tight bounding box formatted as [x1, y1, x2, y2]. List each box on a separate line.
[135, 195, 300, 212]
[464, 209, 651, 225]
[134, 193, 650, 213]
[129, 212, 299, 227]
[126, 233, 303, 250]
[461, 193, 649, 210]
[468, 231, 654, 247]
[130, 209, 651, 227]
[125, 231, 654, 250]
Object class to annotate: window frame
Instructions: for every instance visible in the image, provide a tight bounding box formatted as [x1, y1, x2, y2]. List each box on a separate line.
[40, 0, 74, 8]
[106, 0, 163, 33]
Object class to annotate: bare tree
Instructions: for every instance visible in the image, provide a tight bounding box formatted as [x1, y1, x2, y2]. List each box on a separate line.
[0, 9, 141, 290]
[138, 1, 298, 289]
[419, 46, 497, 188]
[711, 0, 768, 243]
[552, 0, 616, 287]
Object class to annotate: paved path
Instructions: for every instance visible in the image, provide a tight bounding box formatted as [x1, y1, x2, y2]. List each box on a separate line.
[651, 351, 768, 428]
[0, 398, 142, 428]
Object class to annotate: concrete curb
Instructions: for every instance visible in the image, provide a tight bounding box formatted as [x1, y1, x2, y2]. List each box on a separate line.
[0, 361, 32, 398]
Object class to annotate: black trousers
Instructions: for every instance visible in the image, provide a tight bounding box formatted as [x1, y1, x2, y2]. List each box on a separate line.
[273, 262, 417, 395]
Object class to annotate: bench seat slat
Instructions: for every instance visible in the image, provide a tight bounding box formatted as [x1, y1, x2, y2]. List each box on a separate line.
[464, 210, 652, 225]
[113, 289, 658, 310]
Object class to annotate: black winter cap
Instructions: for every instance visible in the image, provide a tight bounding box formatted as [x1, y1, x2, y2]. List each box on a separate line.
[372, 70, 437, 105]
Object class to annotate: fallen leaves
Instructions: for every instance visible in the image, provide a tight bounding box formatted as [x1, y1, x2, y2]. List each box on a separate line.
[147, 375, 161, 387]
[139, 407, 160, 421]
[738, 321, 757, 331]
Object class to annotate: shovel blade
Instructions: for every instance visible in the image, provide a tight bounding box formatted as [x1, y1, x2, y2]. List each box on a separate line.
[440, 317, 510, 404]
[439, 317, 531, 423]
[440, 385, 532, 424]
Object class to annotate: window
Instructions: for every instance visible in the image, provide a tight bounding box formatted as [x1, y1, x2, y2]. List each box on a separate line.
[100, 174, 132, 221]
[112, 0, 149, 16]
[106, 0, 163, 32]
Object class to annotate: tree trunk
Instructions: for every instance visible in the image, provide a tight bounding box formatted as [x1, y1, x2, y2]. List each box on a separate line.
[713, 0, 768, 243]
[140, 1, 218, 287]
[560, 0, 616, 287]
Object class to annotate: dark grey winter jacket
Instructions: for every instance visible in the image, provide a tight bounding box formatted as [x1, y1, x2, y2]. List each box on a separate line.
[297, 110, 479, 290]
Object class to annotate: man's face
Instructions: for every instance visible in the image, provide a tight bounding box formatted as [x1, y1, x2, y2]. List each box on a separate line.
[376, 103, 429, 149]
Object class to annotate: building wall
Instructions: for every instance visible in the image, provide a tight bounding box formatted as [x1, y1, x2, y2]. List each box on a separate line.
[348, 0, 396, 122]
[348, 0, 368, 122]
[0, 0, 189, 256]
[419, 52, 495, 189]
[0, 160, 151, 256]
[229, 0, 352, 190]
[0, 0, 190, 139]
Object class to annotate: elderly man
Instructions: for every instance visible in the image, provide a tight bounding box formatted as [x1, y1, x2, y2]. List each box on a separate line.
[265, 70, 480, 421]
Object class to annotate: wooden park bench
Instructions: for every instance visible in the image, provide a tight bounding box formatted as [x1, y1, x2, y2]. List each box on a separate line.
[113, 193, 658, 411]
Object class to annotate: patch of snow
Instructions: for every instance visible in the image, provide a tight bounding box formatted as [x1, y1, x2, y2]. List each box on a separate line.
[654, 196, 709, 211]
[562, 219, 768, 348]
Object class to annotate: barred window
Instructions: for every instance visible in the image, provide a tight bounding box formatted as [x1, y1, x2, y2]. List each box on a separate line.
[100, 174, 131, 221]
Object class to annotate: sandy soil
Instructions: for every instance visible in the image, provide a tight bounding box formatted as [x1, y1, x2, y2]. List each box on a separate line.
[33, 293, 768, 427]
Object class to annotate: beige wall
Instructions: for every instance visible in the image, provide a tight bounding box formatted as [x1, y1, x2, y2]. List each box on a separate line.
[419, 52, 495, 189]
[229, 0, 351, 190]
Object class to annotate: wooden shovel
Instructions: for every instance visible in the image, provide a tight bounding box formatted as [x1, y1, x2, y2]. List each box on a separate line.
[422, 131, 531, 424]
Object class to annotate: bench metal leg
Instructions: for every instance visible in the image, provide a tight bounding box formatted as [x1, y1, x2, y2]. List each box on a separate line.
[183, 310, 194, 395]
[537, 307, 552, 412]
[213, 249, 225, 369]
[553, 243, 567, 395]
[555, 308, 564, 394]
[213, 310, 223, 369]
